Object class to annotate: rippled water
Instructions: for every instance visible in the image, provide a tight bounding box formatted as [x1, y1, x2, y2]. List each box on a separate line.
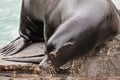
[0, 0, 119, 45]
[0, 0, 21, 44]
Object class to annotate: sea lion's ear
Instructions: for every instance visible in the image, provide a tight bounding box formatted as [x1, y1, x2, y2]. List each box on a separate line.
[62, 41, 75, 47]
[54, 42, 75, 54]
[59, 41, 75, 51]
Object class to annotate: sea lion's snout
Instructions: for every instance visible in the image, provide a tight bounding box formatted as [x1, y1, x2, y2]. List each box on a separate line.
[39, 55, 51, 69]
[39, 50, 58, 68]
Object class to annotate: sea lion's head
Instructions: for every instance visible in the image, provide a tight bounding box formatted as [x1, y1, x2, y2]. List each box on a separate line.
[39, 38, 79, 72]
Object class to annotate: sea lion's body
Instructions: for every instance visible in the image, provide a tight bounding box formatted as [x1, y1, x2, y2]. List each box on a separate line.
[1, 0, 120, 71]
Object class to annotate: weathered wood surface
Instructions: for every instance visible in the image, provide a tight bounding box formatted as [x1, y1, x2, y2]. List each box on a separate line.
[0, 35, 120, 80]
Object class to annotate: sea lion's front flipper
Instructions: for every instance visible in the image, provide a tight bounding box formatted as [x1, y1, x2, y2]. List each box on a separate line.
[2, 54, 44, 64]
[0, 36, 31, 56]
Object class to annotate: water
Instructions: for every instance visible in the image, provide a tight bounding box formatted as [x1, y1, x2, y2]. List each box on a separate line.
[0, 0, 21, 45]
[0, 0, 120, 45]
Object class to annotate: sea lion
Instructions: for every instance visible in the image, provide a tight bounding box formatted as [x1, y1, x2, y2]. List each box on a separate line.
[1, 0, 120, 72]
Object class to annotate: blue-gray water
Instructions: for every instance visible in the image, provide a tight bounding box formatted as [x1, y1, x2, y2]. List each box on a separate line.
[0, 0, 21, 45]
[0, 0, 120, 45]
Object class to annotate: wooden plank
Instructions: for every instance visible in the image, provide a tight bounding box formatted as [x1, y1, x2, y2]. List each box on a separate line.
[0, 37, 120, 79]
